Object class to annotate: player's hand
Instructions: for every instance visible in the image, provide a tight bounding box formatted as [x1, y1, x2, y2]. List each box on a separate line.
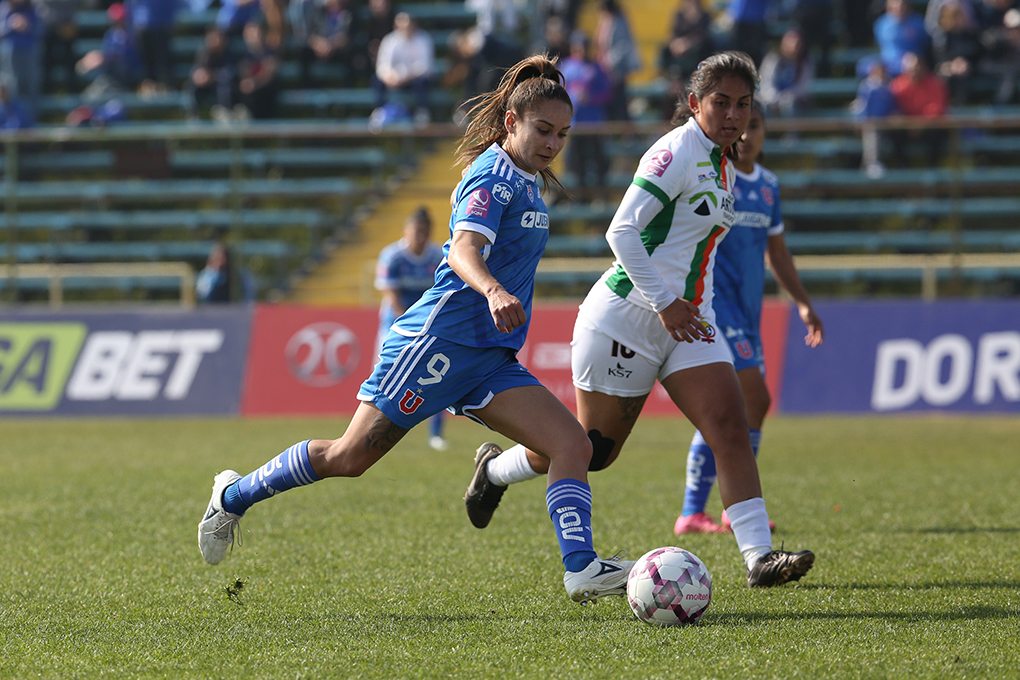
[799, 304, 824, 348]
[487, 286, 526, 333]
[658, 298, 709, 343]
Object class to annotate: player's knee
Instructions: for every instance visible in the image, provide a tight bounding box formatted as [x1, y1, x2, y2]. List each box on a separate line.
[587, 429, 616, 471]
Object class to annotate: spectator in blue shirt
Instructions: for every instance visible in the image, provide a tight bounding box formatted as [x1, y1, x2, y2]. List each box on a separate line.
[561, 31, 611, 202]
[126, 0, 180, 92]
[725, 0, 770, 65]
[873, 0, 930, 74]
[0, 0, 42, 114]
[76, 3, 143, 98]
[852, 59, 898, 177]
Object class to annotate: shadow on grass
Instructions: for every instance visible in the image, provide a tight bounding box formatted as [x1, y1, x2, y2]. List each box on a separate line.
[906, 527, 1020, 534]
[708, 605, 1019, 625]
[796, 580, 1020, 591]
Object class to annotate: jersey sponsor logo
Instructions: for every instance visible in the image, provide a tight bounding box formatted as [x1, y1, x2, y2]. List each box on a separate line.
[521, 210, 549, 229]
[0, 323, 87, 410]
[697, 171, 719, 183]
[398, 388, 425, 414]
[66, 329, 224, 401]
[734, 211, 772, 228]
[285, 322, 361, 387]
[721, 194, 736, 225]
[467, 188, 491, 218]
[642, 149, 673, 177]
[492, 182, 513, 205]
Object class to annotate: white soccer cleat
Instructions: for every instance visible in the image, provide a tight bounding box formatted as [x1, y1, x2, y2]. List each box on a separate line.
[563, 552, 636, 606]
[197, 470, 243, 565]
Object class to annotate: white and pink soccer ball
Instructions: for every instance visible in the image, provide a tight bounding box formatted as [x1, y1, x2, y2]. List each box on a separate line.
[627, 547, 712, 626]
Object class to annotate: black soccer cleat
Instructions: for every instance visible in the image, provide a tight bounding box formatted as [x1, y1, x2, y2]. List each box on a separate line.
[464, 442, 508, 529]
[747, 549, 815, 588]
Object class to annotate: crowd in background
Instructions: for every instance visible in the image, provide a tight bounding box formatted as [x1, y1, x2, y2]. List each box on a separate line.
[0, 0, 1018, 140]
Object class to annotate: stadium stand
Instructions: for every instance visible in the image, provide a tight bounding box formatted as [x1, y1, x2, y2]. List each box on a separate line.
[1, 0, 1019, 305]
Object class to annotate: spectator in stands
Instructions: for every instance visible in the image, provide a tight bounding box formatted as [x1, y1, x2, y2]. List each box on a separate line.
[126, 0, 179, 93]
[932, 0, 983, 103]
[0, 0, 42, 114]
[0, 75, 32, 128]
[788, 0, 834, 76]
[466, 0, 520, 40]
[444, 24, 524, 118]
[297, 0, 361, 88]
[722, 0, 769, 66]
[373, 12, 434, 124]
[981, 7, 1020, 103]
[196, 241, 232, 304]
[873, 0, 930, 75]
[186, 26, 237, 120]
[76, 3, 143, 100]
[561, 31, 611, 202]
[852, 58, 898, 177]
[594, 0, 640, 121]
[539, 14, 571, 61]
[659, 0, 711, 84]
[216, 0, 261, 41]
[365, 0, 396, 79]
[758, 27, 814, 116]
[235, 20, 279, 119]
[925, 0, 978, 42]
[889, 51, 948, 166]
[36, 0, 78, 94]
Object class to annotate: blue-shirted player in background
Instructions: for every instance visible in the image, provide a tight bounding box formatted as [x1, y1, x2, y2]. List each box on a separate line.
[676, 100, 824, 535]
[375, 206, 447, 450]
[198, 53, 635, 606]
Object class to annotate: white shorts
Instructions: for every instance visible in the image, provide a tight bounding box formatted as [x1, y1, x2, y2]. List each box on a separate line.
[571, 284, 733, 397]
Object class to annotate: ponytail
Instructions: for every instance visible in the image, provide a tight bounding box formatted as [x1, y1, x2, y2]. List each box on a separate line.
[456, 54, 573, 191]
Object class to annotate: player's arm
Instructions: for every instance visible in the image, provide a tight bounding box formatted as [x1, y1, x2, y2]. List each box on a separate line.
[446, 229, 525, 334]
[766, 232, 823, 347]
[378, 287, 406, 316]
[607, 183, 706, 343]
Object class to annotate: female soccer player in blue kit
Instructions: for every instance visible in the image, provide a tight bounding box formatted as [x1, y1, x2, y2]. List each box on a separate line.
[198, 54, 635, 606]
[464, 52, 816, 588]
[675, 101, 824, 535]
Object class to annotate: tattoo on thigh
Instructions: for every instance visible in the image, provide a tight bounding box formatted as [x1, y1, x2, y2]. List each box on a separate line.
[616, 395, 646, 425]
[365, 415, 408, 452]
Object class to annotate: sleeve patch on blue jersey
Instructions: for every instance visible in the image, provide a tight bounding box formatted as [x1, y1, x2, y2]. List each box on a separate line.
[492, 182, 514, 204]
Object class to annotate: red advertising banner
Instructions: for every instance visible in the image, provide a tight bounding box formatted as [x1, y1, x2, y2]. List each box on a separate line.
[241, 301, 792, 417]
[241, 305, 380, 415]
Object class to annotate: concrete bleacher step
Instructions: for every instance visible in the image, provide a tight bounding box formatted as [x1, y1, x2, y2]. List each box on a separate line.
[289, 138, 463, 306]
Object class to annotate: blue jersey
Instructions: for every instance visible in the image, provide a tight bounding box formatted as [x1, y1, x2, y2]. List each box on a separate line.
[375, 239, 445, 330]
[392, 143, 550, 350]
[713, 163, 783, 336]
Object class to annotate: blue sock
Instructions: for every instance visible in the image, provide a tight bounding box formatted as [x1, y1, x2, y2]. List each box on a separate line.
[546, 478, 597, 572]
[222, 440, 320, 516]
[749, 428, 761, 458]
[428, 412, 443, 439]
[681, 430, 717, 517]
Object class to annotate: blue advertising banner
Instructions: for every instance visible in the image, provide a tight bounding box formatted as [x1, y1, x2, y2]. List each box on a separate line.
[780, 300, 1020, 413]
[0, 307, 252, 416]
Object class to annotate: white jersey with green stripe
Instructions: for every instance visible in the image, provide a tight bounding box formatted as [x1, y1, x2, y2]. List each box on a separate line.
[601, 117, 736, 316]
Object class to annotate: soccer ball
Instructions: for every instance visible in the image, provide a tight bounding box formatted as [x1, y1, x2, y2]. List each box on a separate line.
[627, 546, 712, 626]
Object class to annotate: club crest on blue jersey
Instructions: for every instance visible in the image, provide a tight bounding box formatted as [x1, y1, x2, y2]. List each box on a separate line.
[398, 388, 425, 414]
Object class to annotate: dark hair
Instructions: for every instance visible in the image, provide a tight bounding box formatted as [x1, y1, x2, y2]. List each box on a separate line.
[671, 51, 759, 127]
[409, 206, 432, 227]
[455, 54, 573, 191]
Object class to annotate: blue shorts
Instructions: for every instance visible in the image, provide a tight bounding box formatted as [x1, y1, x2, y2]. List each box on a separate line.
[719, 322, 764, 373]
[358, 331, 541, 429]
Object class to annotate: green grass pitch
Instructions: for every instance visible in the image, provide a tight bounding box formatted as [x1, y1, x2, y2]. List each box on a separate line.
[1, 415, 1018, 679]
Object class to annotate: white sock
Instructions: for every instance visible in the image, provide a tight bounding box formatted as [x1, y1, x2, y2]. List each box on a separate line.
[486, 444, 542, 486]
[725, 497, 773, 569]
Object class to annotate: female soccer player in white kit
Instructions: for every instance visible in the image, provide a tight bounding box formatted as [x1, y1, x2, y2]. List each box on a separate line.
[198, 54, 635, 605]
[465, 52, 815, 588]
